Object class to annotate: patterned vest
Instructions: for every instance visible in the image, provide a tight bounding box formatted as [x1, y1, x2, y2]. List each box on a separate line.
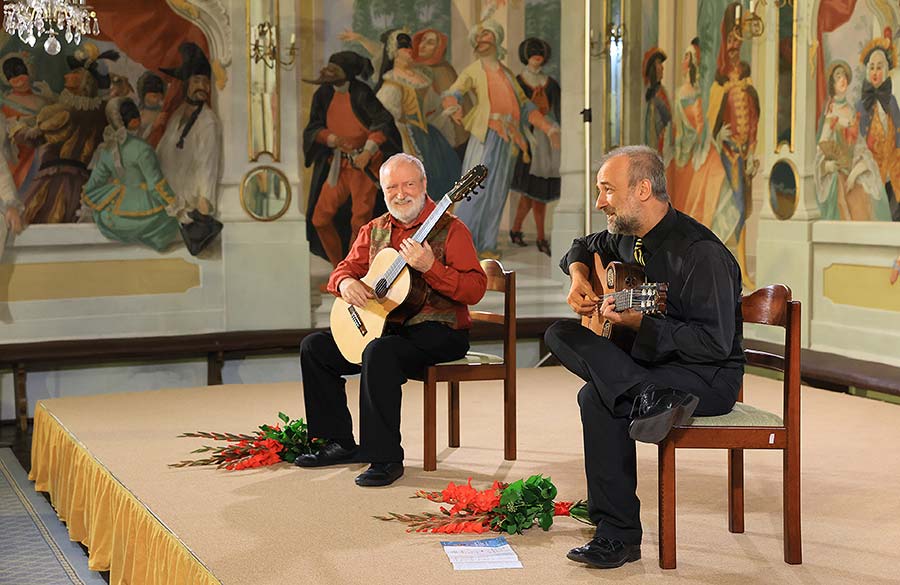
[368, 212, 463, 328]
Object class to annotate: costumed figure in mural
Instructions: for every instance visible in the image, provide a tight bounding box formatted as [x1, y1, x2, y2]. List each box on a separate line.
[0, 115, 22, 259]
[441, 19, 560, 258]
[667, 38, 731, 228]
[642, 47, 671, 157]
[412, 28, 471, 155]
[508, 37, 560, 256]
[137, 71, 166, 140]
[157, 43, 221, 222]
[18, 43, 117, 225]
[375, 29, 460, 203]
[708, 2, 759, 289]
[302, 51, 401, 268]
[816, 61, 891, 221]
[81, 97, 180, 252]
[857, 30, 900, 222]
[0, 53, 52, 192]
[108, 74, 135, 99]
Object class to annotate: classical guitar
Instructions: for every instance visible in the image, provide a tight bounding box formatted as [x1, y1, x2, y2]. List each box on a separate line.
[581, 253, 668, 351]
[330, 164, 488, 364]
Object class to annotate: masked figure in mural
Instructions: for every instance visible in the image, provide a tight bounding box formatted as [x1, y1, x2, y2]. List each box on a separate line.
[375, 29, 461, 203]
[412, 28, 470, 154]
[857, 30, 900, 222]
[137, 71, 166, 140]
[81, 97, 180, 251]
[508, 37, 560, 256]
[441, 20, 560, 258]
[708, 2, 759, 289]
[816, 61, 891, 221]
[302, 51, 401, 268]
[667, 38, 731, 228]
[642, 47, 671, 157]
[18, 43, 118, 225]
[0, 53, 52, 192]
[0, 116, 22, 259]
[157, 42, 220, 219]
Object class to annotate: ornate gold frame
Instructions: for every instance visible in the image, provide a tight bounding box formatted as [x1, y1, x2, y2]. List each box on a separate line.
[240, 165, 292, 222]
[774, 0, 797, 154]
[246, 0, 281, 162]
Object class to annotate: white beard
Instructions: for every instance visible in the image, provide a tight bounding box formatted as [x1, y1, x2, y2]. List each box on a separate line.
[388, 196, 426, 225]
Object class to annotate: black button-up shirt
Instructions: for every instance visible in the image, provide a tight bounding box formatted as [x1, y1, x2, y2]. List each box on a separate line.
[560, 206, 745, 393]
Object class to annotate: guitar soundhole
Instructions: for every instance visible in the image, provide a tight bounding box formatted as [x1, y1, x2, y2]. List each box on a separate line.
[374, 279, 388, 298]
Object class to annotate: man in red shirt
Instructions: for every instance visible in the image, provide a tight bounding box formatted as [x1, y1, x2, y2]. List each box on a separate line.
[296, 153, 487, 487]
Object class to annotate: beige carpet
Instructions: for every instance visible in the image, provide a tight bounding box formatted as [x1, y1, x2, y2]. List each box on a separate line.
[35, 367, 900, 584]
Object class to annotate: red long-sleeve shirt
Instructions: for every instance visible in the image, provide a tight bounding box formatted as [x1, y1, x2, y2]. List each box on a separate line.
[327, 199, 487, 329]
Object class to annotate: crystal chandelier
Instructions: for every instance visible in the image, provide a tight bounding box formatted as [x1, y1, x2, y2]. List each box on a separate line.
[2, 1, 100, 56]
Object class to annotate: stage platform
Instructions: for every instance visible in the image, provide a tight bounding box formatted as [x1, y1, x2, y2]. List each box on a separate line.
[28, 367, 900, 584]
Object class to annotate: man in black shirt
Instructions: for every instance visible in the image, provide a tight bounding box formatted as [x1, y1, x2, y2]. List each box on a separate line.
[545, 145, 744, 569]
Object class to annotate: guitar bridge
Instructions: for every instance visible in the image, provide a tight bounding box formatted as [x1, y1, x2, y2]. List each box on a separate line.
[347, 306, 367, 336]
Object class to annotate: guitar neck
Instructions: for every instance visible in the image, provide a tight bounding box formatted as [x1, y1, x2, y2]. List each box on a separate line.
[608, 288, 650, 313]
[381, 195, 453, 287]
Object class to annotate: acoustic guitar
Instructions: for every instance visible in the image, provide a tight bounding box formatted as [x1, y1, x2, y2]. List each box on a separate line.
[330, 164, 488, 364]
[581, 253, 668, 350]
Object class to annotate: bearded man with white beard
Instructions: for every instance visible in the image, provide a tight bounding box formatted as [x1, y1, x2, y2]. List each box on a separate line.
[295, 153, 486, 487]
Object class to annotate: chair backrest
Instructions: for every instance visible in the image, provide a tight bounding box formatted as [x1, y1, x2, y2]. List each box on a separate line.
[740, 284, 801, 433]
[469, 259, 516, 371]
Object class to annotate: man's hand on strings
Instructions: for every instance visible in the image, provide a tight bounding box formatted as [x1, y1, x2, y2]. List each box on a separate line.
[338, 278, 375, 308]
[567, 277, 600, 316]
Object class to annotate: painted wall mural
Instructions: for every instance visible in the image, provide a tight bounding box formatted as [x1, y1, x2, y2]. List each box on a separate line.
[815, 0, 900, 223]
[0, 1, 223, 258]
[303, 0, 563, 266]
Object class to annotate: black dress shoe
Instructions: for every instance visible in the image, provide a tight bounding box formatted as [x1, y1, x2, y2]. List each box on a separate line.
[628, 385, 699, 444]
[567, 537, 641, 569]
[354, 462, 404, 487]
[293, 441, 357, 467]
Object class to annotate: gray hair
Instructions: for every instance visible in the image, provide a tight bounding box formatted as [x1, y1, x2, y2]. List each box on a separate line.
[597, 145, 669, 202]
[379, 152, 426, 182]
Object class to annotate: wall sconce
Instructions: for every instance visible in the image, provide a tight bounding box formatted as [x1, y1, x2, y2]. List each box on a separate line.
[589, 23, 624, 58]
[250, 22, 296, 69]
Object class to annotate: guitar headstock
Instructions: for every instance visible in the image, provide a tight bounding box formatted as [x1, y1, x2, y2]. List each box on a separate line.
[634, 283, 668, 315]
[448, 164, 488, 202]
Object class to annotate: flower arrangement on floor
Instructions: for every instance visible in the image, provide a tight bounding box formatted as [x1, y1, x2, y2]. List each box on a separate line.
[169, 412, 323, 470]
[377, 475, 592, 534]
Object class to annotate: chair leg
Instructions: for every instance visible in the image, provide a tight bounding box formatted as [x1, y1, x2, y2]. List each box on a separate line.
[423, 368, 437, 471]
[14, 363, 27, 432]
[658, 440, 677, 569]
[728, 448, 745, 533]
[503, 376, 516, 460]
[448, 381, 460, 448]
[784, 445, 802, 564]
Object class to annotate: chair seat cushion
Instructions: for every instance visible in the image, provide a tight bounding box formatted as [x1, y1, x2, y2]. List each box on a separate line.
[685, 402, 783, 427]
[436, 351, 503, 366]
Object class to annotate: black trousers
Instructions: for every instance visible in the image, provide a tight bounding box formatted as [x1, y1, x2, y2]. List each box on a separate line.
[300, 321, 469, 463]
[544, 320, 736, 545]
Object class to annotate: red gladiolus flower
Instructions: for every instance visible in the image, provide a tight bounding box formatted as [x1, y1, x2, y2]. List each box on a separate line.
[554, 501, 573, 516]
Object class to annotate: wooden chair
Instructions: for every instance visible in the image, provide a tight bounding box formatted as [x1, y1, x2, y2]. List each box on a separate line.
[421, 259, 516, 471]
[658, 284, 801, 569]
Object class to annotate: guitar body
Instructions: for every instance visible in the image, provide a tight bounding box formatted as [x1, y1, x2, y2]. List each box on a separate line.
[330, 247, 428, 364]
[581, 255, 649, 351]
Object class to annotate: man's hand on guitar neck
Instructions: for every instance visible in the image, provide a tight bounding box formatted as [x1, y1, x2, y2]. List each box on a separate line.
[338, 278, 375, 307]
[399, 238, 435, 273]
[600, 296, 643, 331]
